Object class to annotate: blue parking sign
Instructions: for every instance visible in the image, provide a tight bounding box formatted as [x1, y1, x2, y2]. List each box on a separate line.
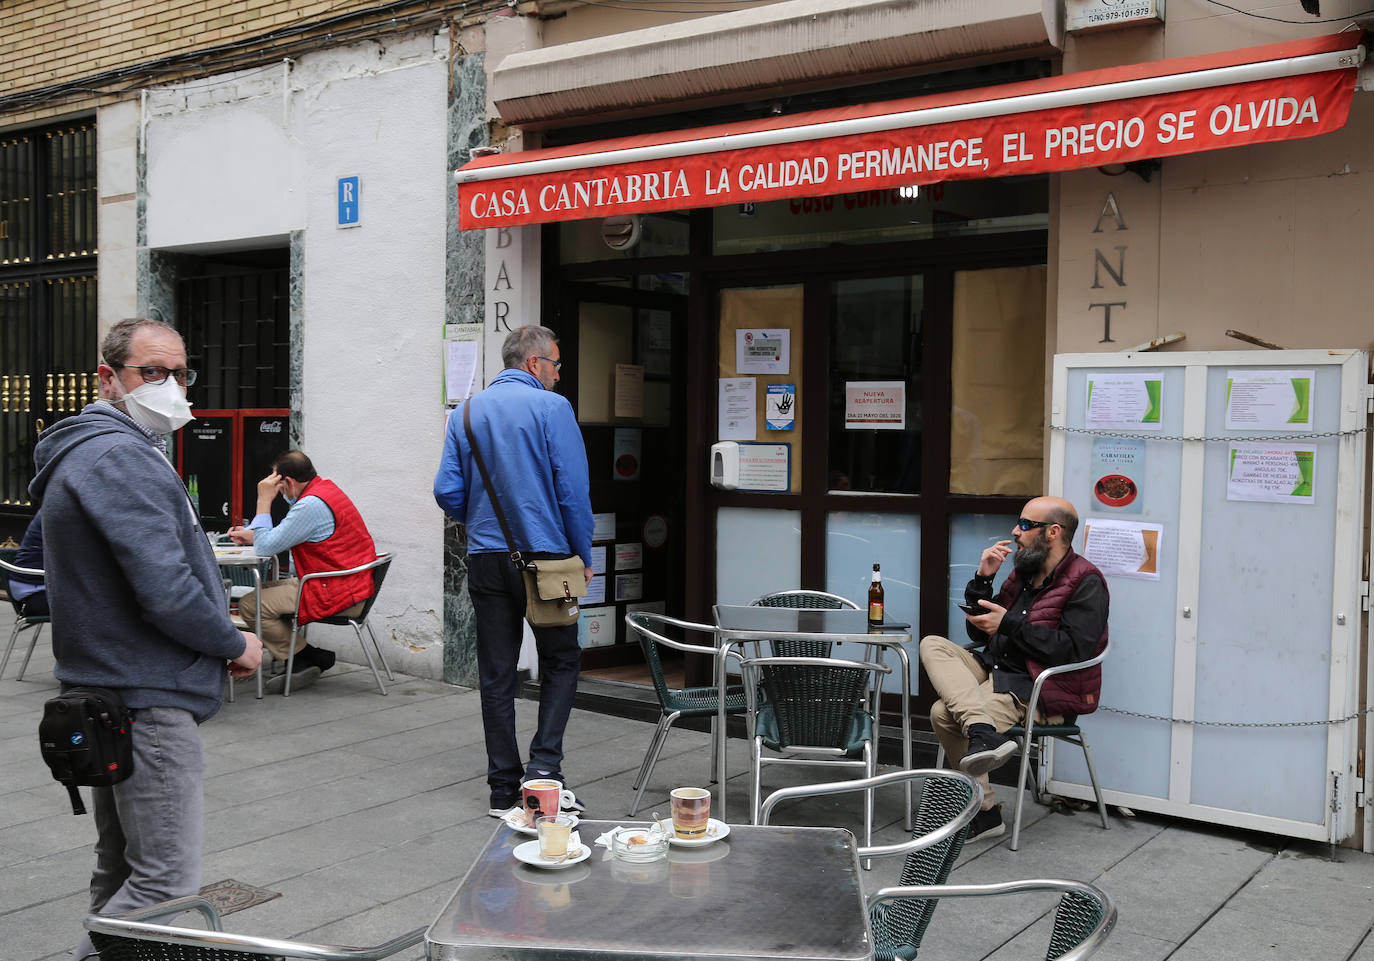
[337, 176, 361, 227]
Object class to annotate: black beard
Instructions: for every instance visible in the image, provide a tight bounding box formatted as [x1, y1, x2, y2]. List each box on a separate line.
[1013, 538, 1050, 578]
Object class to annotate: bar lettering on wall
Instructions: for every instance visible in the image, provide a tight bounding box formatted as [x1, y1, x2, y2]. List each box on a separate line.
[1090, 192, 1127, 342]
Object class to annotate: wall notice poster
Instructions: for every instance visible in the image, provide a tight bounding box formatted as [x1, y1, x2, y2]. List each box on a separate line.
[585, 575, 607, 605]
[587, 545, 607, 575]
[1226, 442, 1316, 504]
[614, 542, 643, 571]
[578, 606, 617, 648]
[844, 381, 906, 430]
[1089, 437, 1144, 514]
[1084, 372, 1162, 430]
[614, 572, 644, 602]
[613, 363, 645, 419]
[592, 512, 616, 542]
[444, 339, 480, 404]
[1225, 370, 1314, 431]
[735, 329, 790, 374]
[613, 428, 642, 481]
[765, 384, 795, 430]
[1082, 518, 1162, 580]
[718, 377, 757, 440]
[737, 442, 791, 491]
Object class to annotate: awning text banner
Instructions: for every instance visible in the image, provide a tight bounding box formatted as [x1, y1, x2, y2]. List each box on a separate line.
[457, 36, 1362, 229]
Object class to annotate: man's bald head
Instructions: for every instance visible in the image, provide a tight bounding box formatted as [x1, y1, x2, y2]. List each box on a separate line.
[1021, 496, 1078, 544]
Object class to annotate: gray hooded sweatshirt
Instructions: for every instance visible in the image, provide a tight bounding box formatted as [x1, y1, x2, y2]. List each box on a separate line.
[30, 403, 245, 722]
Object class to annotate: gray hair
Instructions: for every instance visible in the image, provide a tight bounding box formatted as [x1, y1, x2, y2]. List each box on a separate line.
[502, 326, 558, 370]
[1046, 503, 1079, 542]
[101, 317, 182, 367]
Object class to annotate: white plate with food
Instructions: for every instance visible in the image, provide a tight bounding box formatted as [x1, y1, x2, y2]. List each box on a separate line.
[512, 839, 591, 870]
[667, 818, 731, 848]
[502, 809, 579, 837]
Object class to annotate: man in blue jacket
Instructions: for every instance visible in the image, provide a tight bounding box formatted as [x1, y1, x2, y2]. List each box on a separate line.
[31, 317, 261, 960]
[434, 325, 593, 817]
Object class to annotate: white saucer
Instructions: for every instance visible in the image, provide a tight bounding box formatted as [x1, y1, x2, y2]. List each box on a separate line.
[502, 810, 580, 837]
[513, 839, 592, 870]
[668, 818, 730, 848]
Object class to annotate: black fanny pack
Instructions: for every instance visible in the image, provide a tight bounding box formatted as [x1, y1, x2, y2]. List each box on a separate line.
[39, 687, 135, 815]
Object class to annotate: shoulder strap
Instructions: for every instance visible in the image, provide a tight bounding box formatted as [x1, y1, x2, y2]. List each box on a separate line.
[463, 400, 524, 569]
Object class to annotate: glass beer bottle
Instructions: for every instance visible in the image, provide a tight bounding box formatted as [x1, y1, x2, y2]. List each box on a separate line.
[867, 563, 884, 630]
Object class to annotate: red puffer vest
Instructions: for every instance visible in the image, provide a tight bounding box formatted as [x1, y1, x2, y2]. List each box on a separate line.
[994, 549, 1108, 717]
[291, 478, 377, 624]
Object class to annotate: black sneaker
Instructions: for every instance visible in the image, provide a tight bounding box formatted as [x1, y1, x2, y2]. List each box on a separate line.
[488, 796, 520, 818]
[959, 724, 1018, 777]
[299, 644, 336, 673]
[967, 804, 1006, 843]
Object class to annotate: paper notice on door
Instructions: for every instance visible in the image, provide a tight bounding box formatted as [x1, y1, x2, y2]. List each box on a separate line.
[577, 606, 617, 648]
[719, 377, 756, 441]
[1084, 372, 1163, 430]
[1226, 443, 1316, 504]
[592, 513, 616, 542]
[614, 572, 644, 602]
[614, 364, 645, 419]
[736, 329, 790, 374]
[1225, 370, 1314, 431]
[1082, 519, 1162, 581]
[614, 542, 643, 571]
[585, 575, 607, 605]
[587, 545, 607, 575]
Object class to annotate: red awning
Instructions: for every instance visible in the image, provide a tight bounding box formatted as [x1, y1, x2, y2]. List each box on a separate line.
[456, 33, 1365, 230]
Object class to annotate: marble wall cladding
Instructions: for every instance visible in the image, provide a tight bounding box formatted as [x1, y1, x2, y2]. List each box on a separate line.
[138, 249, 180, 326]
[442, 518, 478, 686]
[289, 229, 305, 449]
[442, 51, 487, 686]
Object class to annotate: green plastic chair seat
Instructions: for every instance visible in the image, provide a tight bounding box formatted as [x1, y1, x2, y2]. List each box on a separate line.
[755, 701, 873, 756]
[664, 683, 747, 718]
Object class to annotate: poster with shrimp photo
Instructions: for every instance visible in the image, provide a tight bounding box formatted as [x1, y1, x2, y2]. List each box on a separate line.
[1089, 437, 1143, 514]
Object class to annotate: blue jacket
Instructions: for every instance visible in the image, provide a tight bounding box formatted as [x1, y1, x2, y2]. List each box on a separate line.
[434, 368, 593, 562]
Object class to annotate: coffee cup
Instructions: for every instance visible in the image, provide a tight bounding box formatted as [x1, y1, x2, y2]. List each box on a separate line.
[670, 787, 711, 840]
[536, 814, 576, 862]
[522, 778, 576, 827]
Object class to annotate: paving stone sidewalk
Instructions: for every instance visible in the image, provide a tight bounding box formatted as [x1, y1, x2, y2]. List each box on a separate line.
[1, 615, 1371, 961]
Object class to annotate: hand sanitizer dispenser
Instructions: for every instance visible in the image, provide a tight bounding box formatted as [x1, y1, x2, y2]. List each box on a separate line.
[710, 442, 740, 490]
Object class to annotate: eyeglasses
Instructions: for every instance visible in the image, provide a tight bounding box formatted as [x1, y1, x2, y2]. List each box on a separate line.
[1016, 518, 1051, 531]
[535, 356, 563, 372]
[111, 364, 198, 387]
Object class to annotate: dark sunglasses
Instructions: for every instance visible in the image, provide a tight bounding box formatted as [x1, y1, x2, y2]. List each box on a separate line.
[1016, 518, 1052, 531]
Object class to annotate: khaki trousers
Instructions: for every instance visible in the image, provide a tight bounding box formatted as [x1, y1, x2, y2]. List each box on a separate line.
[919, 634, 1057, 810]
[237, 578, 363, 660]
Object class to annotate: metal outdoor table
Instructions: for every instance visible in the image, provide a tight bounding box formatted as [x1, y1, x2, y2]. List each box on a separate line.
[425, 820, 873, 961]
[711, 605, 914, 826]
[213, 543, 273, 700]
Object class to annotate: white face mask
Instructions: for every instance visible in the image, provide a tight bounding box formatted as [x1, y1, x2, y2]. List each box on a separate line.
[115, 374, 194, 435]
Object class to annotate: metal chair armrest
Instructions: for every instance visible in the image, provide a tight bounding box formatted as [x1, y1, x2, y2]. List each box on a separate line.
[626, 611, 731, 659]
[760, 769, 981, 858]
[106, 895, 223, 930]
[84, 915, 426, 960]
[293, 554, 390, 610]
[866, 879, 1116, 961]
[0, 558, 44, 579]
[1022, 639, 1110, 725]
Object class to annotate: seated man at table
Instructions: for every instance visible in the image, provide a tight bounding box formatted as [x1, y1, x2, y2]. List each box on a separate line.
[228, 451, 377, 692]
[919, 496, 1108, 843]
[9, 509, 48, 617]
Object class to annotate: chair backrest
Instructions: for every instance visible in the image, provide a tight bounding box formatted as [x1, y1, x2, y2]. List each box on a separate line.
[748, 590, 857, 658]
[625, 612, 725, 710]
[86, 914, 425, 961]
[744, 654, 888, 750]
[1047, 886, 1113, 961]
[869, 774, 978, 953]
[627, 611, 676, 708]
[353, 553, 392, 620]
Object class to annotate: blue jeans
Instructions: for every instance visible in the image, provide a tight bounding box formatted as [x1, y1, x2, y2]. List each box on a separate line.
[467, 552, 581, 803]
[72, 705, 205, 960]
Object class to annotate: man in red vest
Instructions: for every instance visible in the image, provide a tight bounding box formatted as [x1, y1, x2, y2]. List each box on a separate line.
[229, 451, 377, 693]
[920, 496, 1108, 843]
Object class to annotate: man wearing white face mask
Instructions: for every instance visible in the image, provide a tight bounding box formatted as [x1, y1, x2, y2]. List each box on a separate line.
[30, 317, 262, 960]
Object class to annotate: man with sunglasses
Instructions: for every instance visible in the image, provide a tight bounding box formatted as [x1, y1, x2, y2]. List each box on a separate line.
[920, 496, 1108, 842]
[31, 317, 262, 959]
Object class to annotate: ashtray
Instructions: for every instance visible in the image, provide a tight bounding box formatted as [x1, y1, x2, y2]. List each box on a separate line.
[610, 826, 669, 862]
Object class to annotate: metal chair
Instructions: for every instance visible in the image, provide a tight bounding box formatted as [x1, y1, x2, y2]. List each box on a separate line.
[866, 878, 1117, 961]
[85, 894, 425, 961]
[624, 611, 747, 816]
[936, 639, 1111, 851]
[281, 553, 395, 696]
[0, 549, 48, 681]
[763, 768, 981, 938]
[740, 651, 890, 849]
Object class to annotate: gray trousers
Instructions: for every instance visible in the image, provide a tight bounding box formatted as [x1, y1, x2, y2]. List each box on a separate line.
[72, 706, 205, 961]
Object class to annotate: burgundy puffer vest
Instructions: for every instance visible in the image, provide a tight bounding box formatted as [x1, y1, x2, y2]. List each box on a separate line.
[994, 549, 1108, 717]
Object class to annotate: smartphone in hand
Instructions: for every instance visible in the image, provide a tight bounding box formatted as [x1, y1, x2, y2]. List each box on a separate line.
[958, 602, 986, 616]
